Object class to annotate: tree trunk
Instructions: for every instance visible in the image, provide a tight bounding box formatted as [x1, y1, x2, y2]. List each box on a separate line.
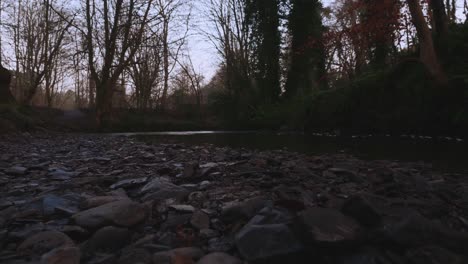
[429, 0, 449, 60]
[95, 81, 115, 127]
[407, 0, 448, 86]
[0, 64, 15, 104]
[160, 20, 169, 112]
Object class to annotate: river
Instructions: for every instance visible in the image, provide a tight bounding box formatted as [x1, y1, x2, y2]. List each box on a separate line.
[114, 131, 468, 173]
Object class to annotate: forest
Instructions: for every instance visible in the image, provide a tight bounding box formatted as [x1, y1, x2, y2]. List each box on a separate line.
[3, 1, 468, 264]
[0, 0, 467, 134]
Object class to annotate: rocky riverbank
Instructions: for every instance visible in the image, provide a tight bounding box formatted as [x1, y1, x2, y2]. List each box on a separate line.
[1, 133, 468, 263]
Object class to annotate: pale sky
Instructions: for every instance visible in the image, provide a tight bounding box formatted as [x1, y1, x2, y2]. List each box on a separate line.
[188, 0, 466, 82]
[188, 0, 334, 81]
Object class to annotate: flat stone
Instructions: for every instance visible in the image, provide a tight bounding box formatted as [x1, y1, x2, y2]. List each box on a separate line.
[296, 207, 361, 245]
[406, 246, 465, 264]
[17, 231, 74, 256]
[41, 246, 80, 264]
[191, 210, 210, 230]
[5, 166, 28, 176]
[82, 226, 131, 256]
[118, 248, 152, 264]
[220, 196, 270, 224]
[169, 204, 196, 213]
[140, 178, 189, 202]
[49, 169, 77, 181]
[80, 196, 128, 209]
[42, 195, 79, 216]
[341, 195, 381, 226]
[72, 200, 146, 229]
[199, 229, 219, 239]
[235, 224, 303, 260]
[197, 252, 242, 264]
[110, 177, 148, 189]
[153, 247, 204, 264]
[385, 212, 468, 252]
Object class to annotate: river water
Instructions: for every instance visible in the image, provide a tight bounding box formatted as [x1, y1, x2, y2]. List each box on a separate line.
[116, 131, 468, 173]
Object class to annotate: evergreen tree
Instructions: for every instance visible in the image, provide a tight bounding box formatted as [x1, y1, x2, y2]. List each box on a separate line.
[285, 0, 326, 98]
[245, 0, 281, 103]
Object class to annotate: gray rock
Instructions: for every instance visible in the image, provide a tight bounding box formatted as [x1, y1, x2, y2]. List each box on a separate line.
[17, 231, 74, 256]
[49, 169, 77, 181]
[296, 207, 361, 245]
[385, 212, 468, 252]
[110, 177, 148, 189]
[235, 224, 303, 260]
[245, 206, 293, 226]
[341, 195, 381, 227]
[72, 200, 146, 229]
[153, 247, 204, 264]
[42, 195, 79, 216]
[82, 226, 131, 255]
[40, 246, 80, 264]
[191, 210, 210, 230]
[207, 237, 235, 252]
[169, 204, 196, 213]
[118, 248, 152, 264]
[6, 166, 28, 176]
[183, 162, 199, 178]
[406, 246, 465, 264]
[199, 229, 219, 239]
[197, 252, 242, 264]
[140, 178, 189, 202]
[80, 196, 128, 209]
[220, 196, 270, 224]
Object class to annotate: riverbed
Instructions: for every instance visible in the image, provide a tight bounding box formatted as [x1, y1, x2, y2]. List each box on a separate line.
[115, 131, 468, 173]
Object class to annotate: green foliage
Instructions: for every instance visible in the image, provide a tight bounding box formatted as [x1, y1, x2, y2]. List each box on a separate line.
[305, 59, 468, 135]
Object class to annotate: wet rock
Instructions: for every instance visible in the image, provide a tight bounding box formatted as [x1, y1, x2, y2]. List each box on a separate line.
[296, 207, 361, 245]
[110, 177, 148, 189]
[199, 181, 211, 190]
[220, 196, 270, 224]
[235, 223, 303, 260]
[207, 237, 235, 252]
[246, 206, 293, 226]
[341, 195, 381, 227]
[80, 196, 127, 209]
[406, 246, 465, 264]
[42, 195, 79, 217]
[40, 246, 80, 264]
[153, 247, 204, 264]
[183, 162, 199, 178]
[118, 248, 152, 264]
[72, 200, 146, 229]
[48, 169, 77, 181]
[199, 229, 218, 239]
[335, 248, 394, 264]
[140, 178, 189, 202]
[191, 210, 210, 230]
[17, 231, 74, 256]
[82, 226, 131, 256]
[385, 212, 468, 252]
[161, 213, 192, 231]
[197, 252, 242, 264]
[60, 225, 89, 241]
[169, 205, 196, 213]
[6, 166, 28, 176]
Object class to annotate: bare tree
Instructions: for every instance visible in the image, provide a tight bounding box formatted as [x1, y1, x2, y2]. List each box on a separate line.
[128, 32, 163, 110]
[203, 0, 251, 99]
[154, 0, 191, 111]
[6, 0, 73, 105]
[84, 0, 154, 125]
[176, 54, 204, 109]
